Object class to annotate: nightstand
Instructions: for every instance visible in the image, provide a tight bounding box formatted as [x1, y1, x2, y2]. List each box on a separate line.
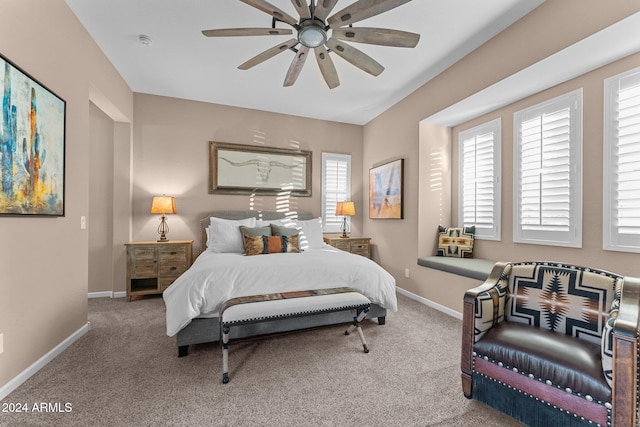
[125, 240, 193, 301]
[323, 235, 371, 258]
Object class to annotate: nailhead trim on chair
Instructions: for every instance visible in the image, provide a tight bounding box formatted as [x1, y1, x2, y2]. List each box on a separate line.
[473, 352, 612, 426]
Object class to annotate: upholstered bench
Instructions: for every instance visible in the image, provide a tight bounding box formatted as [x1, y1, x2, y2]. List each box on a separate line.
[219, 287, 371, 384]
[417, 256, 496, 281]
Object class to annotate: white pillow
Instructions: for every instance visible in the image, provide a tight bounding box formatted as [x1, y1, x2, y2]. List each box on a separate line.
[207, 217, 256, 253]
[296, 218, 325, 249]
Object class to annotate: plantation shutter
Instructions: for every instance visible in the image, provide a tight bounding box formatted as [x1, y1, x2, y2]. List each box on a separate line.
[519, 107, 571, 232]
[459, 118, 501, 240]
[604, 68, 640, 252]
[322, 153, 351, 232]
[514, 90, 582, 247]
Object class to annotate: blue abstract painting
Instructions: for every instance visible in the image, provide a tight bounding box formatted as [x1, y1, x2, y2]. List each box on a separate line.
[1, 54, 65, 216]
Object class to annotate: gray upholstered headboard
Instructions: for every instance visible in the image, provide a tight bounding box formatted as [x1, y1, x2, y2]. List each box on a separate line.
[197, 210, 314, 255]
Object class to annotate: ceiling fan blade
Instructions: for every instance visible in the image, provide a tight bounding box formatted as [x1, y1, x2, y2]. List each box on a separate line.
[283, 46, 310, 87]
[326, 38, 384, 76]
[238, 39, 299, 70]
[313, 0, 339, 21]
[202, 28, 293, 37]
[327, 0, 412, 27]
[314, 46, 340, 89]
[290, 0, 311, 20]
[332, 27, 419, 48]
[239, 0, 299, 26]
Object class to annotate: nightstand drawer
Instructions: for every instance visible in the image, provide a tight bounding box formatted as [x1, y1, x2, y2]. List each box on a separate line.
[351, 248, 370, 257]
[159, 262, 188, 276]
[131, 262, 157, 277]
[159, 246, 188, 262]
[331, 240, 351, 251]
[130, 247, 156, 260]
[350, 241, 370, 251]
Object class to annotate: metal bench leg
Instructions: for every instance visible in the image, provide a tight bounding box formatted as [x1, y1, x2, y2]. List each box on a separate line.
[345, 307, 370, 353]
[222, 325, 230, 384]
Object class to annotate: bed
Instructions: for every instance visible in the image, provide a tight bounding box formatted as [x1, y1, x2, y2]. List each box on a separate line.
[163, 211, 397, 357]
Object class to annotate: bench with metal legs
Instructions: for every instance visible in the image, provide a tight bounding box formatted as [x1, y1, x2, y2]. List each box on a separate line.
[220, 287, 371, 384]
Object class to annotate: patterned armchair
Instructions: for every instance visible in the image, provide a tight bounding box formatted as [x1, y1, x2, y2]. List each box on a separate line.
[461, 261, 640, 427]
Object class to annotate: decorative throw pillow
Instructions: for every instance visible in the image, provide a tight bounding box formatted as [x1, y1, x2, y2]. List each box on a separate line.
[243, 234, 300, 256]
[436, 225, 475, 258]
[239, 225, 272, 237]
[239, 226, 272, 250]
[270, 224, 299, 237]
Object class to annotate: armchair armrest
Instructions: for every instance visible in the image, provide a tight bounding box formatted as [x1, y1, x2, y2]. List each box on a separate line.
[461, 261, 510, 397]
[612, 276, 640, 426]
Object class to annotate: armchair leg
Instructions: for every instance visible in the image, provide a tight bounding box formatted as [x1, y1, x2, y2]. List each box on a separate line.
[461, 372, 472, 398]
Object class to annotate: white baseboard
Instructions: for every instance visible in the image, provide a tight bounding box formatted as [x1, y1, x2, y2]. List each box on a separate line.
[0, 322, 90, 401]
[396, 287, 462, 320]
[88, 291, 126, 299]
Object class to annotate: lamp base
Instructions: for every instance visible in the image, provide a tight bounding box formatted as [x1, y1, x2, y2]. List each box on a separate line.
[157, 215, 170, 242]
[340, 216, 349, 238]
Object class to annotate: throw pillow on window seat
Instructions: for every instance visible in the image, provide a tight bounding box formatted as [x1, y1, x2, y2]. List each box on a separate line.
[436, 225, 475, 258]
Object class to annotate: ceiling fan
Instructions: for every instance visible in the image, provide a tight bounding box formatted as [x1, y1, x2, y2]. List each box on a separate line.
[202, 0, 420, 89]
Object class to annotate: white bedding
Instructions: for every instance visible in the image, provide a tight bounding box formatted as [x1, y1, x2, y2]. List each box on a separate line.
[163, 246, 397, 336]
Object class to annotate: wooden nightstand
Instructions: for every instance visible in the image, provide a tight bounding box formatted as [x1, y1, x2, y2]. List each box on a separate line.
[323, 235, 371, 258]
[125, 240, 193, 301]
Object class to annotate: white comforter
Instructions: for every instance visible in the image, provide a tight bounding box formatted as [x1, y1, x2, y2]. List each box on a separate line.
[163, 246, 397, 336]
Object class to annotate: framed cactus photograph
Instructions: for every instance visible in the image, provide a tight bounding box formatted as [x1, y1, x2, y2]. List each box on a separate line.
[1, 53, 65, 216]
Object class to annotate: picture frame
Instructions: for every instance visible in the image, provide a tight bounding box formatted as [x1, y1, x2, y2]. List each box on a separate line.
[0, 53, 66, 216]
[209, 141, 312, 197]
[369, 158, 404, 219]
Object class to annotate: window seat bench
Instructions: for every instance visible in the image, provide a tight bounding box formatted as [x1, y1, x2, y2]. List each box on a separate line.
[417, 256, 496, 281]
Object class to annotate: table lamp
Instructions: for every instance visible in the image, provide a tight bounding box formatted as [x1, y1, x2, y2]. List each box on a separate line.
[335, 201, 356, 238]
[150, 196, 176, 242]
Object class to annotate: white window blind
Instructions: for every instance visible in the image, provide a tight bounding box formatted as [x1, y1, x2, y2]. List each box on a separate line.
[458, 118, 501, 240]
[604, 67, 640, 253]
[513, 90, 582, 247]
[322, 153, 351, 232]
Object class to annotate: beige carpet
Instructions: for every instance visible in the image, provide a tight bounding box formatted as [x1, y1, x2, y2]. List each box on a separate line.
[1, 293, 522, 426]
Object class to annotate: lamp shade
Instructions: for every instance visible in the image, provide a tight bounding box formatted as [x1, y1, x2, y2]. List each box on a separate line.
[150, 196, 176, 215]
[335, 201, 356, 216]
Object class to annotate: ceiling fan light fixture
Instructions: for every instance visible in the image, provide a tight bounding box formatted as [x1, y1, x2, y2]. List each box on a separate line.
[298, 22, 327, 48]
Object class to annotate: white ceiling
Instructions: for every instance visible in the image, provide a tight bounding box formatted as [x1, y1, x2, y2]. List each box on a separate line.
[64, 0, 544, 125]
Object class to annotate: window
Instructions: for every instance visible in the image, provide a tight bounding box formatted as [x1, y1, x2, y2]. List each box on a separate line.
[322, 153, 351, 232]
[458, 118, 501, 240]
[513, 89, 582, 247]
[604, 67, 640, 253]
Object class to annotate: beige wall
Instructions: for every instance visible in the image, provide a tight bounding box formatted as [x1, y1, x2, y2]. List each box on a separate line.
[363, 0, 640, 313]
[131, 94, 364, 252]
[0, 0, 132, 390]
[89, 103, 115, 293]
